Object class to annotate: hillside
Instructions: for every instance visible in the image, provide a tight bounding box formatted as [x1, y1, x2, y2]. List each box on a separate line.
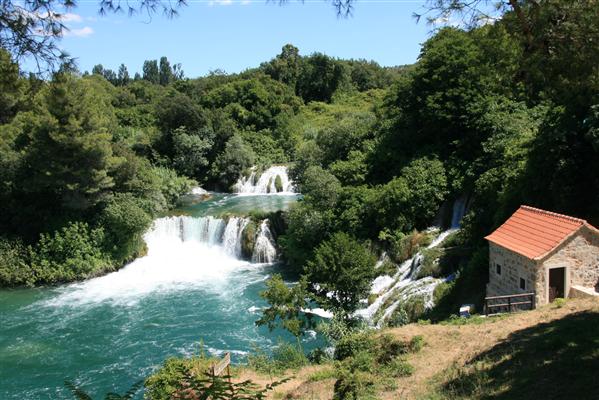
[237, 298, 599, 399]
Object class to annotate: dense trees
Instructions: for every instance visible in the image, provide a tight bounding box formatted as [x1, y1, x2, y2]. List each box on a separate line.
[268, 0, 599, 324]
[0, 53, 198, 285]
[2, 0, 597, 326]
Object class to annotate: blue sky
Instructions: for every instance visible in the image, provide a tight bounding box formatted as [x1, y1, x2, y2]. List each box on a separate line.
[56, 0, 432, 78]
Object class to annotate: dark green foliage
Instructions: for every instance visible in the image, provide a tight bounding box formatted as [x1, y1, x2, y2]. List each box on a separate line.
[0, 237, 31, 286]
[211, 134, 255, 190]
[99, 193, 152, 264]
[255, 274, 313, 338]
[29, 222, 110, 284]
[0, 66, 194, 286]
[171, 127, 213, 178]
[0, 49, 24, 124]
[279, 206, 335, 270]
[332, 332, 421, 399]
[334, 331, 376, 361]
[142, 60, 159, 84]
[300, 166, 342, 209]
[305, 232, 376, 315]
[240, 220, 257, 260]
[270, 341, 309, 371]
[247, 341, 308, 374]
[296, 53, 347, 103]
[65, 380, 143, 400]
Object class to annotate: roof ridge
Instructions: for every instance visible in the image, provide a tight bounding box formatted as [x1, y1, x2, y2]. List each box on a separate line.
[520, 205, 586, 225]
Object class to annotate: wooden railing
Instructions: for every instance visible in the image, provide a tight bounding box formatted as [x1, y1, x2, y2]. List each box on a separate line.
[484, 292, 535, 316]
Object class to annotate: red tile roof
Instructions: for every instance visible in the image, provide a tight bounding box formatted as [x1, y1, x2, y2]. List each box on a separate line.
[485, 206, 594, 260]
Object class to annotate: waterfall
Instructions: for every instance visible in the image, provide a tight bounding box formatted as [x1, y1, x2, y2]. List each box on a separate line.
[252, 220, 277, 264]
[356, 229, 456, 327]
[450, 195, 468, 229]
[233, 166, 295, 194]
[145, 216, 226, 246]
[222, 217, 250, 258]
[47, 215, 280, 306]
[181, 216, 226, 245]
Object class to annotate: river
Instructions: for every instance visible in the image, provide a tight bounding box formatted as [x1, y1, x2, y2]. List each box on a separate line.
[0, 190, 308, 399]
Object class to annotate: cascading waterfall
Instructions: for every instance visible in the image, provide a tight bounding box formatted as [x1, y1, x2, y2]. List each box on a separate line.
[47, 215, 280, 307]
[357, 197, 467, 327]
[233, 166, 295, 194]
[146, 216, 226, 245]
[252, 220, 277, 264]
[222, 217, 250, 257]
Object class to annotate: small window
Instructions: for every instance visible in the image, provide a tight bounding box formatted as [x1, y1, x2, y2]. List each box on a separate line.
[496, 264, 502, 275]
[520, 278, 526, 290]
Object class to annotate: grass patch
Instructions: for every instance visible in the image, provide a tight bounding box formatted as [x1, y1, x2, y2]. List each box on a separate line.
[429, 310, 599, 399]
[307, 367, 337, 382]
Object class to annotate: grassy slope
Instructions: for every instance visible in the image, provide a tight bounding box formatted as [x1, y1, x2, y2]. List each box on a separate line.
[238, 298, 599, 399]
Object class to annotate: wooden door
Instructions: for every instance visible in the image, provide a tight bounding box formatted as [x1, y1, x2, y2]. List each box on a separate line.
[549, 267, 565, 302]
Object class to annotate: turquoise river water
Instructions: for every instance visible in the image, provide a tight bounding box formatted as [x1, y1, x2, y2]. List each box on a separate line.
[0, 193, 314, 399]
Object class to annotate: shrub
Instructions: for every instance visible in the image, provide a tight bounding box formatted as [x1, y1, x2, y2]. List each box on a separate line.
[554, 298, 567, 308]
[29, 222, 110, 283]
[100, 193, 152, 264]
[375, 334, 410, 364]
[308, 347, 330, 364]
[333, 366, 377, 400]
[247, 342, 308, 374]
[409, 335, 425, 353]
[417, 248, 443, 279]
[0, 238, 32, 286]
[403, 296, 427, 322]
[385, 358, 415, 377]
[272, 341, 308, 371]
[383, 229, 434, 264]
[334, 331, 376, 361]
[153, 166, 196, 208]
[145, 356, 215, 400]
[388, 308, 410, 327]
[246, 347, 274, 375]
[239, 220, 257, 260]
[433, 281, 454, 306]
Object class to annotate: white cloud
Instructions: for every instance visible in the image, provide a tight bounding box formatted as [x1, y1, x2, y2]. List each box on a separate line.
[240, 0, 251, 4]
[65, 26, 94, 38]
[59, 13, 83, 23]
[209, 0, 233, 5]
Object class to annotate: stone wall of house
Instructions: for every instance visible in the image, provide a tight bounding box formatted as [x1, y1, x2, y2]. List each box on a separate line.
[541, 226, 599, 300]
[487, 243, 538, 302]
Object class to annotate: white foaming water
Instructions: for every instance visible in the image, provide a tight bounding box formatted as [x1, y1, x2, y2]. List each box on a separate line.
[252, 220, 278, 264]
[356, 228, 456, 326]
[44, 216, 266, 307]
[222, 217, 250, 257]
[233, 166, 295, 194]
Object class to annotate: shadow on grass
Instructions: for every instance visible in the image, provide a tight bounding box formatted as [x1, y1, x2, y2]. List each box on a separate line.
[441, 310, 599, 400]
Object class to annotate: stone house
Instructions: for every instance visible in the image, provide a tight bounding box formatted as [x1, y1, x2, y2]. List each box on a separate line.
[485, 205, 599, 306]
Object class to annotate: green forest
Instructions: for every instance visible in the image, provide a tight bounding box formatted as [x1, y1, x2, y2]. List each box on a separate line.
[2, 1, 598, 307]
[1, 0, 599, 398]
